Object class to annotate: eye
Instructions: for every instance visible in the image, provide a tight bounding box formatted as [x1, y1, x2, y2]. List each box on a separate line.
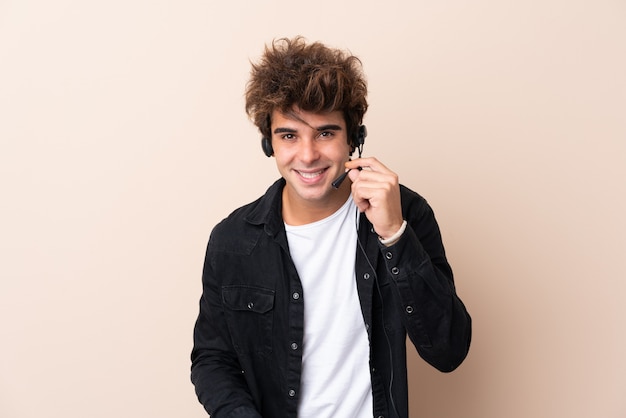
[281, 133, 296, 141]
[318, 131, 335, 139]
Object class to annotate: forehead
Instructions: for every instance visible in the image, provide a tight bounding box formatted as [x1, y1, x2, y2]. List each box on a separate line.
[270, 108, 346, 130]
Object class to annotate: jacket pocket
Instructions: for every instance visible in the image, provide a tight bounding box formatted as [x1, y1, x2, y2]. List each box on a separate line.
[222, 285, 275, 355]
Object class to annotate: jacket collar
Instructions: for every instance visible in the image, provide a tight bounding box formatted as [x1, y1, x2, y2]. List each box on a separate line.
[244, 178, 286, 237]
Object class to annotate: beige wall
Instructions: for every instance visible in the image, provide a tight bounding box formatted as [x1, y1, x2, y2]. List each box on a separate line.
[1, 1, 624, 417]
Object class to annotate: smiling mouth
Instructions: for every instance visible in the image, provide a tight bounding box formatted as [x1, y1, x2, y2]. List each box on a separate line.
[296, 169, 326, 179]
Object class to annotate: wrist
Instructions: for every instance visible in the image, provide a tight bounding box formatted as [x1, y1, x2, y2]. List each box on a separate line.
[378, 220, 407, 246]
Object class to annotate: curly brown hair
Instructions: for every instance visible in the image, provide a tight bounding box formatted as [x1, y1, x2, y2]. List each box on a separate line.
[245, 36, 368, 146]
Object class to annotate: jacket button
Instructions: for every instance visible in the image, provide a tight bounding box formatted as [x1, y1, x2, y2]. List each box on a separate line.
[292, 292, 300, 300]
[363, 273, 370, 280]
[291, 342, 298, 350]
[391, 267, 399, 275]
[385, 252, 393, 259]
[247, 302, 254, 309]
[288, 389, 296, 397]
[405, 305, 414, 314]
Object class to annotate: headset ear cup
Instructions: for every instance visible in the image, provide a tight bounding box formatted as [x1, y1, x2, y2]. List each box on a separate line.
[352, 125, 367, 150]
[261, 137, 273, 157]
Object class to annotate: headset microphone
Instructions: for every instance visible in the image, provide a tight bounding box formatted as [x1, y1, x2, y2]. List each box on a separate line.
[331, 167, 362, 189]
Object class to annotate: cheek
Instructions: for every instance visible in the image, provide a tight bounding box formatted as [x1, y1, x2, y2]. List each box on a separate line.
[320, 138, 350, 157]
[332, 142, 352, 159]
[272, 148, 294, 169]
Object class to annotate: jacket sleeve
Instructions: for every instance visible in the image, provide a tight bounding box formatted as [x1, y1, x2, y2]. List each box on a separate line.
[381, 187, 472, 372]
[190, 242, 262, 418]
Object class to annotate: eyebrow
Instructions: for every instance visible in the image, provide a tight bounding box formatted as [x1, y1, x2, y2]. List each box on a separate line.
[273, 127, 297, 134]
[273, 125, 343, 134]
[316, 124, 343, 132]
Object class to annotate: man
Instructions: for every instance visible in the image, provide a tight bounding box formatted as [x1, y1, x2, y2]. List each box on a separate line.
[191, 36, 471, 418]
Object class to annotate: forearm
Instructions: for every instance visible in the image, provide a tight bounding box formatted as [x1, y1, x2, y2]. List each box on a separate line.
[191, 309, 262, 417]
[191, 267, 262, 418]
[382, 202, 471, 371]
[191, 351, 261, 417]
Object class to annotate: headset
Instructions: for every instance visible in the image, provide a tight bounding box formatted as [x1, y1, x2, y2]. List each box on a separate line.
[261, 125, 367, 157]
[263, 125, 367, 189]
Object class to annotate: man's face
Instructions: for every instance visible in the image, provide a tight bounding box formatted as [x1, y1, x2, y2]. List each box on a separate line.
[270, 107, 352, 212]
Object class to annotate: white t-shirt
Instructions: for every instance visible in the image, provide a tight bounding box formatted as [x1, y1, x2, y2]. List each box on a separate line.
[285, 197, 373, 418]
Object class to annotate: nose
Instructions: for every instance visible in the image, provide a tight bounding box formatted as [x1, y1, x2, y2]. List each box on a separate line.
[298, 137, 319, 163]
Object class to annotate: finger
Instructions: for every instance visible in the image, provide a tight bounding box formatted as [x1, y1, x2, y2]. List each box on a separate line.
[350, 188, 371, 212]
[345, 157, 392, 174]
[350, 170, 399, 189]
[352, 184, 393, 208]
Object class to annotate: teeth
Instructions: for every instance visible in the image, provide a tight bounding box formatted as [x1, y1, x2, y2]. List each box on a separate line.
[298, 170, 323, 179]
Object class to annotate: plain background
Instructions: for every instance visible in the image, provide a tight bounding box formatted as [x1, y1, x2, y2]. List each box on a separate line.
[1, 1, 624, 417]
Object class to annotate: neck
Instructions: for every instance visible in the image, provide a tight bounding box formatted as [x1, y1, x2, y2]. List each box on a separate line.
[281, 184, 351, 226]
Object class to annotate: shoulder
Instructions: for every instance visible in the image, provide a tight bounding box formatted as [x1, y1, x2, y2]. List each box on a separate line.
[399, 184, 432, 217]
[208, 179, 284, 253]
[398, 184, 446, 248]
[209, 196, 263, 248]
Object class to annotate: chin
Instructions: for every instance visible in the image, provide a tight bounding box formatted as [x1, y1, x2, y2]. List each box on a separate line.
[291, 184, 332, 202]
